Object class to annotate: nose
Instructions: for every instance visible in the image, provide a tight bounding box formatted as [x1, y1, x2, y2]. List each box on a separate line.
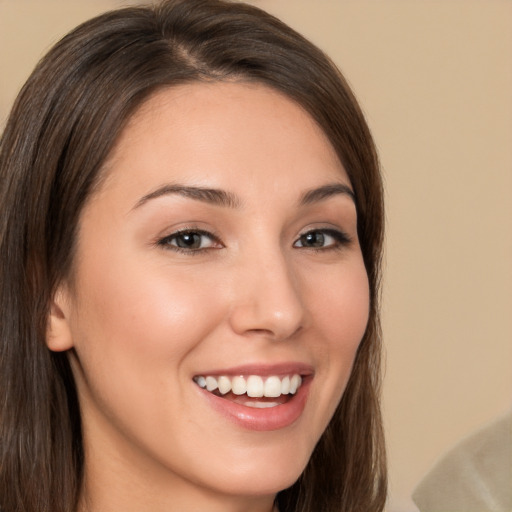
[228, 251, 306, 341]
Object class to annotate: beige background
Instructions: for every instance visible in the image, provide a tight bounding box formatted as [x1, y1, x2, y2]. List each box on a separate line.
[1, 1, 511, 510]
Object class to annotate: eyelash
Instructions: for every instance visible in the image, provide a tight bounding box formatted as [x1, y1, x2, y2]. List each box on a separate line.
[156, 227, 352, 254]
[156, 228, 223, 255]
[293, 228, 352, 251]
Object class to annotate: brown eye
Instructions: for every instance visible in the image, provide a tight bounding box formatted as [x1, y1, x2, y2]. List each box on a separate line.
[174, 232, 203, 249]
[293, 229, 351, 249]
[299, 232, 325, 248]
[158, 230, 221, 252]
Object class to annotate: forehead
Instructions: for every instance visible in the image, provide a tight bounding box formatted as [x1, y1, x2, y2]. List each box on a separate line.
[98, 81, 349, 203]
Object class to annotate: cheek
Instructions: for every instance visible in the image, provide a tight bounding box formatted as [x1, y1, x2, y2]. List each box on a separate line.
[67, 254, 234, 463]
[304, 258, 370, 424]
[74, 251, 220, 349]
[69, 202, 226, 364]
[68, 249, 228, 410]
[311, 259, 370, 353]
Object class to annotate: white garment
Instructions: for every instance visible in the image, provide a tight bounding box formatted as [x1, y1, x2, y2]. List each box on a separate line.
[412, 411, 512, 512]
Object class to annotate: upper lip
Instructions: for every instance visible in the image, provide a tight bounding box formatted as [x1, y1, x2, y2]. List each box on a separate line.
[193, 362, 314, 378]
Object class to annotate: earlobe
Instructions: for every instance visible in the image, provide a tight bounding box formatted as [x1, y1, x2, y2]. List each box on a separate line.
[46, 287, 74, 352]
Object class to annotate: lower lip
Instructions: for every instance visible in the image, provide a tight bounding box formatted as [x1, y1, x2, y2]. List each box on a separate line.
[197, 378, 311, 431]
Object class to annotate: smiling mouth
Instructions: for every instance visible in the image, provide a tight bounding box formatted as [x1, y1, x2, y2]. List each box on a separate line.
[193, 374, 303, 408]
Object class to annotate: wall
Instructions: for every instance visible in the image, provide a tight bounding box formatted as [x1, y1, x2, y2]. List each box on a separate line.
[1, 1, 511, 510]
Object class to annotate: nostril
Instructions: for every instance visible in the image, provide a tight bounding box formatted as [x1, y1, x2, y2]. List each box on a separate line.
[242, 323, 303, 342]
[246, 328, 274, 336]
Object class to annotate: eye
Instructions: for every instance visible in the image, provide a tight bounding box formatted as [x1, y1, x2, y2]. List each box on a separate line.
[293, 229, 351, 250]
[157, 229, 222, 252]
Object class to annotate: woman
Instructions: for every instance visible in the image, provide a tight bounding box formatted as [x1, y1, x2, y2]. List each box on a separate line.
[0, 1, 386, 511]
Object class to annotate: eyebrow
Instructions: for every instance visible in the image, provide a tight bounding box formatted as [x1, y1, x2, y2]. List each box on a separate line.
[132, 184, 241, 210]
[299, 183, 355, 206]
[132, 181, 355, 211]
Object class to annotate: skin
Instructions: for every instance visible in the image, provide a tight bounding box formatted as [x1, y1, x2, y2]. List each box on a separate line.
[47, 82, 370, 512]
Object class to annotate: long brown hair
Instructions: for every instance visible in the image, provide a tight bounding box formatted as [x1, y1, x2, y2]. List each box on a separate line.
[0, 1, 386, 511]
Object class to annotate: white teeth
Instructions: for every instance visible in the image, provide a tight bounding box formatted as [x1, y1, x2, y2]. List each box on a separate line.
[290, 374, 301, 394]
[205, 376, 218, 392]
[194, 374, 303, 398]
[217, 375, 231, 395]
[264, 376, 282, 398]
[195, 376, 206, 388]
[244, 401, 280, 408]
[281, 376, 290, 395]
[231, 376, 247, 395]
[246, 375, 264, 397]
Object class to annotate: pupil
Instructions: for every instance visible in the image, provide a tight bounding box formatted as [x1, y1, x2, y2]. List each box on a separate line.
[177, 233, 200, 248]
[303, 232, 324, 247]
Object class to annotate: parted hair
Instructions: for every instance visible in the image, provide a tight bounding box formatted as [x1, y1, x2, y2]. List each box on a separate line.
[0, 1, 386, 511]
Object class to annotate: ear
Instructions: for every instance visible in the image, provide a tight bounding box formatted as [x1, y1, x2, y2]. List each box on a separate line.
[46, 285, 74, 352]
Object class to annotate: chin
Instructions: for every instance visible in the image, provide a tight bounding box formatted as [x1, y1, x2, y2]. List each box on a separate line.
[196, 440, 312, 498]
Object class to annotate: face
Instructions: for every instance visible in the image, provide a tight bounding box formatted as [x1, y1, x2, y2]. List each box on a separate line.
[48, 82, 370, 510]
